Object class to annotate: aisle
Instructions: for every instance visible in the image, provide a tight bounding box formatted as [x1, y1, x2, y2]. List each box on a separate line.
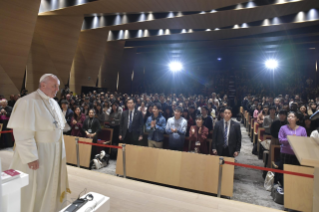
[231, 123, 284, 210]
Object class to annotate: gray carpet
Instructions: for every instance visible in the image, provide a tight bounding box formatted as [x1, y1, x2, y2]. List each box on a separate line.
[92, 122, 284, 210]
[231, 124, 284, 210]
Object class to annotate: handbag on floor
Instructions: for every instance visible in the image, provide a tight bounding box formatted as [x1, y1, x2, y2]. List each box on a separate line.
[264, 171, 274, 191]
[271, 184, 284, 205]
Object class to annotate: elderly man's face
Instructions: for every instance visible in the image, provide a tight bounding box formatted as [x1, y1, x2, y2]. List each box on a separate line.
[41, 77, 60, 98]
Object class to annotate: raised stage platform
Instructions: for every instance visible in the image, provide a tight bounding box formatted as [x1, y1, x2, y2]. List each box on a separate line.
[0, 149, 282, 212]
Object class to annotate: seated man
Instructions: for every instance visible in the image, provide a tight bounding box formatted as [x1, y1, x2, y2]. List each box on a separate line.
[270, 110, 287, 140]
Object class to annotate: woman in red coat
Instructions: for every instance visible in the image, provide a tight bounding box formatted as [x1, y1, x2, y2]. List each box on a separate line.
[70, 106, 86, 137]
[189, 115, 209, 154]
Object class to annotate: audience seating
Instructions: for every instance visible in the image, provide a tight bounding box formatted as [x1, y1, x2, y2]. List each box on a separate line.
[257, 128, 271, 153]
[250, 119, 254, 142]
[270, 144, 281, 166]
[0, 123, 2, 140]
[268, 137, 280, 167]
[97, 128, 113, 154]
[253, 122, 259, 144]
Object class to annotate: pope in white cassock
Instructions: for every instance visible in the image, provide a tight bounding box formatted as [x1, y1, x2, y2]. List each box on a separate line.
[7, 74, 70, 212]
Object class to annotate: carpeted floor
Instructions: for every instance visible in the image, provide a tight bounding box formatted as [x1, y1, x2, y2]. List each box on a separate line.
[231, 123, 284, 210]
[0, 122, 284, 210]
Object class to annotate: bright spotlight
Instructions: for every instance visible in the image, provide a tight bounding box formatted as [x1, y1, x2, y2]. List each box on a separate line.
[265, 59, 278, 70]
[169, 61, 183, 72]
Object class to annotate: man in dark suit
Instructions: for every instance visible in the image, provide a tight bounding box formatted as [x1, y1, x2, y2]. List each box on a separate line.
[212, 106, 241, 157]
[119, 98, 144, 146]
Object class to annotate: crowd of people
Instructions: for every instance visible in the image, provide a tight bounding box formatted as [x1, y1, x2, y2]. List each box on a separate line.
[1, 89, 242, 158]
[242, 93, 319, 189]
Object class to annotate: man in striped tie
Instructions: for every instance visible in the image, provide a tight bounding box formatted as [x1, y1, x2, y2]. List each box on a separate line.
[119, 98, 144, 145]
[212, 107, 242, 157]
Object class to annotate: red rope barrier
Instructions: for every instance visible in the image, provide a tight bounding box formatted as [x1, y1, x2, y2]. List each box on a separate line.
[0, 130, 13, 134]
[78, 141, 123, 149]
[224, 161, 314, 178]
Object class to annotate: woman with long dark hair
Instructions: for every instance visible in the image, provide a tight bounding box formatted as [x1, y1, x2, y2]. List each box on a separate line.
[189, 115, 209, 154]
[257, 104, 269, 126]
[253, 103, 262, 121]
[70, 106, 86, 137]
[109, 102, 122, 146]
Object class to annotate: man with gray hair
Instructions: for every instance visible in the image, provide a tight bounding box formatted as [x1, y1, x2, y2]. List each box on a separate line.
[7, 73, 70, 212]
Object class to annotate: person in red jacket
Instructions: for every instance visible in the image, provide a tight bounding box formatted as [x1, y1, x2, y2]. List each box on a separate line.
[189, 115, 209, 154]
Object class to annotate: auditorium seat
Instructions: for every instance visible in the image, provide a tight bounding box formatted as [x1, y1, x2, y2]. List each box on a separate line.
[253, 122, 259, 144]
[268, 137, 280, 167]
[97, 128, 113, 154]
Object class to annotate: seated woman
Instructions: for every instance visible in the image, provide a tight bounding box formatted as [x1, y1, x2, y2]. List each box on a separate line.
[138, 101, 147, 118]
[70, 106, 86, 137]
[253, 103, 262, 122]
[304, 115, 314, 136]
[278, 111, 307, 165]
[108, 102, 122, 146]
[95, 104, 105, 125]
[257, 104, 269, 127]
[189, 115, 209, 154]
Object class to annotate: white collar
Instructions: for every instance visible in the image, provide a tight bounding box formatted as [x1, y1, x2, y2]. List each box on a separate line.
[224, 119, 231, 124]
[129, 109, 135, 113]
[37, 89, 51, 100]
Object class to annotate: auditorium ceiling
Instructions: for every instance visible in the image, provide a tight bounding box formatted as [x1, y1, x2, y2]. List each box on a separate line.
[1, 0, 319, 97]
[38, 0, 319, 54]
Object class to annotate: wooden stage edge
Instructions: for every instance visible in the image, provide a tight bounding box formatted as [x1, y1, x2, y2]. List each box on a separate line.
[67, 166, 282, 212]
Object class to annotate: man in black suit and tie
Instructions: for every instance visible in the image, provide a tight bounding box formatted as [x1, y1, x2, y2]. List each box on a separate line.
[212, 106, 241, 157]
[119, 98, 144, 146]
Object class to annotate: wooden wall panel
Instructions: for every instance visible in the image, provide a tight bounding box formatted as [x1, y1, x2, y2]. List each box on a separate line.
[118, 48, 136, 93]
[116, 144, 235, 197]
[70, 29, 109, 94]
[0, 65, 20, 99]
[284, 164, 314, 212]
[101, 41, 125, 92]
[26, 16, 83, 93]
[0, 0, 41, 91]
[131, 54, 145, 93]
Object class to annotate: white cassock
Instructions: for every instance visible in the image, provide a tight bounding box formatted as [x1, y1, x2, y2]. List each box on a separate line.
[7, 89, 70, 212]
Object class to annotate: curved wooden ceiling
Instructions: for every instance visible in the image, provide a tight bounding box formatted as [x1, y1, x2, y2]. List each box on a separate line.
[38, 0, 319, 49]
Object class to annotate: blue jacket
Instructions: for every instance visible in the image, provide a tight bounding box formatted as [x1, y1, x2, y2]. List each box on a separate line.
[145, 113, 166, 142]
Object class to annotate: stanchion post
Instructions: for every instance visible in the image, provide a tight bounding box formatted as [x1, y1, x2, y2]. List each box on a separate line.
[75, 138, 80, 168]
[217, 157, 224, 198]
[122, 144, 126, 178]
